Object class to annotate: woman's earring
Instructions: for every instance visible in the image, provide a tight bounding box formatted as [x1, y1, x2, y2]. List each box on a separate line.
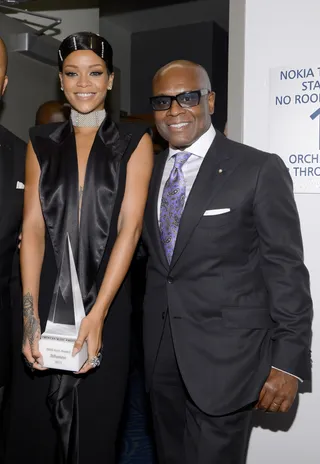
[108, 86, 112, 90]
[61, 86, 64, 91]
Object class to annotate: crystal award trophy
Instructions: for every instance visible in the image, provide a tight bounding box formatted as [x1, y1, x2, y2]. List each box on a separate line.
[39, 234, 88, 371]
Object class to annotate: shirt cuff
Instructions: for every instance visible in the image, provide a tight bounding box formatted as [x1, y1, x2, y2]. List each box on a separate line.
[272, 366, 303, 383]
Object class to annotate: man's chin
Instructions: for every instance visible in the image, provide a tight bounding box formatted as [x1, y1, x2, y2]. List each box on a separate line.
[169, 136, 193, 149]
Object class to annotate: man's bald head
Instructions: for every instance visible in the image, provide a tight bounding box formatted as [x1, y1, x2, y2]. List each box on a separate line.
[153, 60, 212, 92]
[0, 37, 8, 98]
[35, 100, 70, 125]
[151, 60, 215, 149]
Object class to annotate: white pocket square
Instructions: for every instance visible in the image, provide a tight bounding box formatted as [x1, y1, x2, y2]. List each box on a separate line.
[203, 208, 231, 216]
[16, 181, 24, 190]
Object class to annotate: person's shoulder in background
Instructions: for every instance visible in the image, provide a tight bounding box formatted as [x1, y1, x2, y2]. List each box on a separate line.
[119, 113, 167, 155]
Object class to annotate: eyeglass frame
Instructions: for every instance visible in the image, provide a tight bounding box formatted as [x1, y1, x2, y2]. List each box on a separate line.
[149, 88, 211, 111]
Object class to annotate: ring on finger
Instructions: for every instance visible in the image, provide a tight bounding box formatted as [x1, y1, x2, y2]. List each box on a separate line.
[267, 402, 281, 412]
[272, 402, 281, 407]
[89, 352, 102, 368]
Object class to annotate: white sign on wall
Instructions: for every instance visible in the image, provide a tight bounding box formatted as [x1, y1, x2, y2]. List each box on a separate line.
[269, 65, 320, 193]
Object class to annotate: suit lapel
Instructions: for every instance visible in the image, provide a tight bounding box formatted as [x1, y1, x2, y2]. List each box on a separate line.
[145, 149, 168, 270]
[40, 120, 80, 270]
[170, 132, 240, 269]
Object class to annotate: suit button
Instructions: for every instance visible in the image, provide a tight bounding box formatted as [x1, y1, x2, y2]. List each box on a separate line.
[161, 312, 166, 320]
[167, 276, 173, 284]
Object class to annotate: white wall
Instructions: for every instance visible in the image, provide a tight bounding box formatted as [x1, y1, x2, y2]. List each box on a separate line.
[6, 8, 99, 41]
[227, 0, 245, 143]
[99, 17, 131, 113]
[229, 0, 319, 463]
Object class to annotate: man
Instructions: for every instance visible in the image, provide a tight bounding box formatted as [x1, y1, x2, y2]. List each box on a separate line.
[35, 100, 70, 125]
[0, 37, 26, 415]
[142, 60, 312, 464]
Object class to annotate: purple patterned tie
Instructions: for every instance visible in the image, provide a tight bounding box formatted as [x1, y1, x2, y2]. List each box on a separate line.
[160, 151, 192, 263]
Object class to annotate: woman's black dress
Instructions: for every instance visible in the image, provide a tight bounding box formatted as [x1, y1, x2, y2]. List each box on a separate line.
[5, 117, 149, 464]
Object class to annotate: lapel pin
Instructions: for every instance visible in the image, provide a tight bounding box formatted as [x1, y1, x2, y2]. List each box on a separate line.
[218, 169, 223, 174]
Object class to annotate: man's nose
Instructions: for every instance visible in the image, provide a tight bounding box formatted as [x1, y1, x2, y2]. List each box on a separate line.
[168, 99, 184, 116]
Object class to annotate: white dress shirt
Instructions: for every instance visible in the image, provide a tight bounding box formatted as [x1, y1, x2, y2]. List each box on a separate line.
[157, 124, 216, 218]
[157, 124, 301, 382]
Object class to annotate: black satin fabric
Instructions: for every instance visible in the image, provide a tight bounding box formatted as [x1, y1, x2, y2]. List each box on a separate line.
[30, 117, 132, 463]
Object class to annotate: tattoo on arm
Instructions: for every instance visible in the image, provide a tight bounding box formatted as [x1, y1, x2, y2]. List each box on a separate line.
[23, 292, 41, 348]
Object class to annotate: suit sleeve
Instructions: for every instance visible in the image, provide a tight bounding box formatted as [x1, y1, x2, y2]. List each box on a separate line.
[253, 153, 312, 380]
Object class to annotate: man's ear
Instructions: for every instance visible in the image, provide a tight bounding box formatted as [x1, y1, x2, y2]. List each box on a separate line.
[208, 91, 215, 115]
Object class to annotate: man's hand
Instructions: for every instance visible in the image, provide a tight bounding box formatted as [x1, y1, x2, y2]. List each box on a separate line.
[255, 368, 298, 413]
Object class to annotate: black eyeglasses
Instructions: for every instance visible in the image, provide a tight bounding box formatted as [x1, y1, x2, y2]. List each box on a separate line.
[150, 89, 210, 111]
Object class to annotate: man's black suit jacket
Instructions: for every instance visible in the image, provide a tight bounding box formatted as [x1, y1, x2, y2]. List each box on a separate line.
[142, 130, 312, 416]
[0, 125, 26, 391]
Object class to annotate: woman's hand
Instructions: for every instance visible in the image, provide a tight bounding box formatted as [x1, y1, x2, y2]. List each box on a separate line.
[73, 312, 104, 374]
[22, 292, 47, 371]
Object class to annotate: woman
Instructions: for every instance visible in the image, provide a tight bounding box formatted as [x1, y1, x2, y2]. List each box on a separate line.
[5, 32, 153, 463]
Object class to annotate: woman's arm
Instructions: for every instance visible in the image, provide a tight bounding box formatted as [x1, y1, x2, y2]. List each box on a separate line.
[92, 132, 154, 319]
[74, 132, 154, 373]
[20, 141, 46, 370]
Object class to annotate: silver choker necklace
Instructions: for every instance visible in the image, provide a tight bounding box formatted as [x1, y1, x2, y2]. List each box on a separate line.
[71, 109, 106, 127]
